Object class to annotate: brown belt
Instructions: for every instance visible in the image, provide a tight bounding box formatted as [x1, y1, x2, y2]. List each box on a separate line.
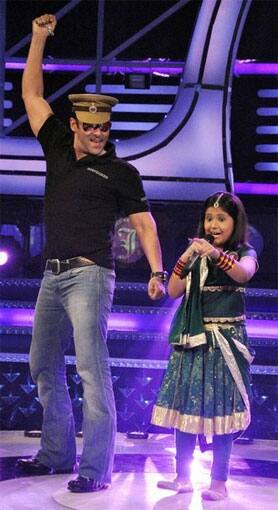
[45, 256, 95, 275]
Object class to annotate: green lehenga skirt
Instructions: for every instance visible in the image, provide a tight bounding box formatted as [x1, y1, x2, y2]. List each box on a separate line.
[151, 323, 253, 436]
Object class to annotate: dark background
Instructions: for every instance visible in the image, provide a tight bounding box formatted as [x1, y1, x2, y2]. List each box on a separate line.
[2, 0, 278, 286]
[4, 0, 278, 182]
[5, 1, 277, 61]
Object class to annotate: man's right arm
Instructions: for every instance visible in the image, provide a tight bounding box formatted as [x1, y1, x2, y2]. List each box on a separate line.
[22, 14, 57, 137]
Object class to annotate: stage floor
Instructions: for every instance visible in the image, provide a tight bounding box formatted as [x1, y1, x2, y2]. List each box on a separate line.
[0, 431, 277, 510]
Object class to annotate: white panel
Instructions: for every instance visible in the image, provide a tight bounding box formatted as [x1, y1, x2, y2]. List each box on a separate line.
[113, 104, 171, 113]
[203, 0, 245, 86]
[85, 84, 178, 95]
[118, 90, 225, 179]
[0, 159, 46, 171]
[258, 89, 278, 98]
[255, 145, 278, 153]
[255, 163, 278, 172]
[0, 137, 43, 156]
[257, 108, 278, 116]
[183, 0, 218, 83]
[256, 126, 278, 135]
[143, 180, 226, 201]
[112, 122, 157, 131]
[0, 176, 46, 195]
[4, 82, 13, 91]
[115, 88, 196, 155]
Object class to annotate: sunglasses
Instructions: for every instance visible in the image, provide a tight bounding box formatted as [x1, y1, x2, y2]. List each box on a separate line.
[80, 121, 111, 133]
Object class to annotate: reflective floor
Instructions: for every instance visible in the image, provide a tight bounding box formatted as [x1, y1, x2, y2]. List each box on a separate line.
[0, 431, 277, 510]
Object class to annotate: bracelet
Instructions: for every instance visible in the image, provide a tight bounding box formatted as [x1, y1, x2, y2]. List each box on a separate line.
[47, 26, 55, 37]
[215, 252, 236, 271]
[173, 258, 187, 278]
[150, 271, 168, 283]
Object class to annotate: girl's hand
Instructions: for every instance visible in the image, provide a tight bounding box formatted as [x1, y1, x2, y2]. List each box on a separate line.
[180, 237, 221, 262]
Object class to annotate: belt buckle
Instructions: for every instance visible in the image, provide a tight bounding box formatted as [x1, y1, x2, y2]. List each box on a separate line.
[52, 259, 61, 275]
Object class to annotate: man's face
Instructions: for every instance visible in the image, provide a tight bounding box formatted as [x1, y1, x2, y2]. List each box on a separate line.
[70, 117, 111, 158]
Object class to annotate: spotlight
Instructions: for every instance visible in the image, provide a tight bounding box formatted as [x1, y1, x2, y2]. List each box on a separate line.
[0, 235, 23, 277]
[0, 250, 9, 266]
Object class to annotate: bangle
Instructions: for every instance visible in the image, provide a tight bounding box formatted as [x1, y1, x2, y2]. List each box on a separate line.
[173, 258, 186, 278]
[215, 252, 236, 271]
[150, 271, 168, 283]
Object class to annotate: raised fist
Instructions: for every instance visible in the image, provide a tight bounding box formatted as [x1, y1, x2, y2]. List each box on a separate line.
[33, 14, 57, 37]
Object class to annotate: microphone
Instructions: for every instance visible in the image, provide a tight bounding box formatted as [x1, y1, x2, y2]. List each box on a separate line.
[180, 234, 214, 279]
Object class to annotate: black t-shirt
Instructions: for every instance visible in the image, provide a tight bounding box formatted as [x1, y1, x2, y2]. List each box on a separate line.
[38, 115, 150, 268]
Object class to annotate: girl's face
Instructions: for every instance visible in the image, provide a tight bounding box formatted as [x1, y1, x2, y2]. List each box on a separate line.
[204, 206, 235, 248]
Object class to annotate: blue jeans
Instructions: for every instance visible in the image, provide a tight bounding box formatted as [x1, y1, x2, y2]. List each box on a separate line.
[30, 264, 116, 483]
[176, 430, 233, 481]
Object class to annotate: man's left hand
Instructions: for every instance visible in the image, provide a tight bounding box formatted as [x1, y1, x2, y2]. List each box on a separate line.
[148, 277, 166, 300]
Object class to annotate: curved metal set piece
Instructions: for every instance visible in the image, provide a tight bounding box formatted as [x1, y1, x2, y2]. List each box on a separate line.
[0, 0, 251, 200]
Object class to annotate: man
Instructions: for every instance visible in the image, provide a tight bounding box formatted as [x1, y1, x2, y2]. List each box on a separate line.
[16, 14, 167, 493]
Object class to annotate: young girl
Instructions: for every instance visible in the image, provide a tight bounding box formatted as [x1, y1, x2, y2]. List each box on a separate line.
[151, 191, 258, 501]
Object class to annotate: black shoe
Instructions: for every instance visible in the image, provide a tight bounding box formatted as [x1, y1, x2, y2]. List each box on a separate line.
[68, 475, 109, 493]
[16, 457, 74, 475]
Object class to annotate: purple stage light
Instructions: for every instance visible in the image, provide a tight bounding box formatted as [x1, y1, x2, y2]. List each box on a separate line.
[0, 251, 9, 266]
[0, 236, 23, 276]
[234, 183, 278, 196]
[109, 314, 139, 331]
[0, 308, 277, 340]
[0, 309, 140, 331]
[4, 61, 183, 74]
[234, 61, 278, 76]
[245, 319, 278, 339]
[5, 59, 278, 76]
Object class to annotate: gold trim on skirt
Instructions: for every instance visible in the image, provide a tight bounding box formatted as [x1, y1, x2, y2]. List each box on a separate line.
[151, 405, 249, 435]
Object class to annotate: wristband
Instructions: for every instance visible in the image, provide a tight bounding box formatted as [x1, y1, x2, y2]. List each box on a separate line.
[150, 271, 168, 283]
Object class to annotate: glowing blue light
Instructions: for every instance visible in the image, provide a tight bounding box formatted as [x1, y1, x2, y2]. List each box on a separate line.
[255, 145, 278, 153]
[0, 308, 277, 340]
[255, 163, 278, 172]
[258, 89, 278, 98]
[256, 126, 278, 135]
[5, 60, 278, 76]
[257, 108, 278, 116]
[0, 251, 9, 266]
